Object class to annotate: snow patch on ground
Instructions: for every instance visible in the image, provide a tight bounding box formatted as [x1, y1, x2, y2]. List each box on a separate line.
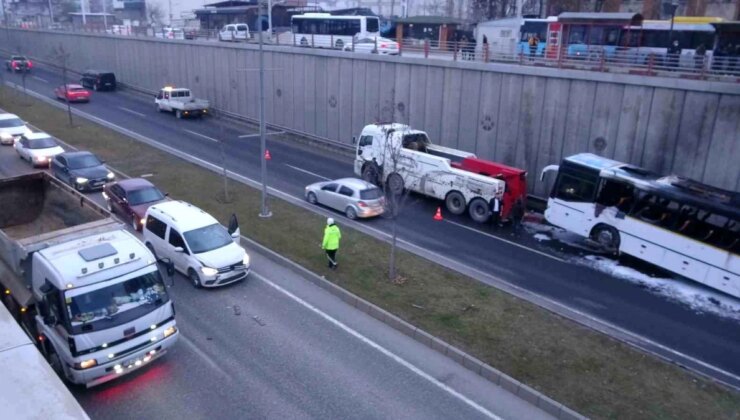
[533, 233, 551, 242]
[579, 255, 740, 322]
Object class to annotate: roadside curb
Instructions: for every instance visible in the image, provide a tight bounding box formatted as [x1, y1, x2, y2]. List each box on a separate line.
[240, 234, 587, 420]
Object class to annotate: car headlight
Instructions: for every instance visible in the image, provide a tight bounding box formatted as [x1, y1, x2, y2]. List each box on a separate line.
[163, 326, 177, 338]
[24, 128, 33, 136]
[34, 156, 48, 162]
[201, 266, 218, 276]
[242, 254, 250, 267]
[0, 132, 11, 140]
[75, 177, 89, 184]
[107, 172, 115, 180]
[75, 358, 98, 369]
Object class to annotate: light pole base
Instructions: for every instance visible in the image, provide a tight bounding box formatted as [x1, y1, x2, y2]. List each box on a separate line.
[259, 210, 273, 219]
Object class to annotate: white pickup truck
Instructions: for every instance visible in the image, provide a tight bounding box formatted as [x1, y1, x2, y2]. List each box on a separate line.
[155, 86, 210, 119]
[354, 123, 527, 223]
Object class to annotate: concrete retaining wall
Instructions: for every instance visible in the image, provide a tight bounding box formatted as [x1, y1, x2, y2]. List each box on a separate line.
[4, 29, 739, 194]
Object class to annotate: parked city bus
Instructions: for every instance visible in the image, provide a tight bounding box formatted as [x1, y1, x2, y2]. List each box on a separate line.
[622, 19, 716, 67]
[540, 153, 739, 299]
[291, 13, 380, 49]
[475, 17, 554, 58]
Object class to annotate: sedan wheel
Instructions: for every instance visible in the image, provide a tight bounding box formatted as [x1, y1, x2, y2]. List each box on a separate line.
[307, 192, 318, 204]
[345, 207, 357, 220]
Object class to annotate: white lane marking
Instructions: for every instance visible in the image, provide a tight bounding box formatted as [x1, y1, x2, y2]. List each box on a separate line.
[140, 173, 154, 178]
[444, 219, 566, 263]
[239, 130, 286, 139]
[179, 335, 232, 380]
[284, 164, 330, 181]
[15, 82, 740, 390]
[183, 129, 219, 143]
[118, 106, 146, 118]
[32, 76, 49, 83]
[253, 272, 502, 420]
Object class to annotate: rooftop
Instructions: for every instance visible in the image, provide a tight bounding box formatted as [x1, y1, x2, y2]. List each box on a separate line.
[148, 200, 217, 232]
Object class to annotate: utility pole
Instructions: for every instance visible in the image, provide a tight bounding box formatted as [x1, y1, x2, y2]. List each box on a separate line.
[47, 0, 54, 24]
[258, 0, 270, 218]
[169, 0, 173, 25]
[81, 0, 87, 25]
[103, 0, 108, 30]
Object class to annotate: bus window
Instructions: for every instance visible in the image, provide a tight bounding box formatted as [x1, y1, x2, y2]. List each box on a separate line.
[366, 17, 379, 33]
[568, 26, 587, 44]
[596, 180, 634, 212]
[554, 173, 597, 202]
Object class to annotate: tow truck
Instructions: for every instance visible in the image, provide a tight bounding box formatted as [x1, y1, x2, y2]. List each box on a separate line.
[354, 123, 527, 223]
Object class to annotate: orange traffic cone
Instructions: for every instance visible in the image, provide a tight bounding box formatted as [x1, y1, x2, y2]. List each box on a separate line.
[264, 149, 272, 160]
[433, 207, 443, 221]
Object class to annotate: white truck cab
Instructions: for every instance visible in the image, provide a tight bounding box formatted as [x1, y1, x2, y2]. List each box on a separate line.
[143, 201, 250, 288]
[33, 230, 178, 387]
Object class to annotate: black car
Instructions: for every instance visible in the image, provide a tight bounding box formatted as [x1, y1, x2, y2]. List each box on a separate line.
[80, 69, 117, 91]
[51, 151, 115, 191]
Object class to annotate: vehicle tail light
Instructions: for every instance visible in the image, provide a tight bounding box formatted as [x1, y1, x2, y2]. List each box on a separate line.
[27, 61, 32, 68]
[380, 43, 387, 48]
[357, 201, 368, 208]
[12, 62, 18, 69]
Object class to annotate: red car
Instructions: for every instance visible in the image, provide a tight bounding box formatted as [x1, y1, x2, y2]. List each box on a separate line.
[5, 55, 32, 72]
[54, 84, 91, 102]
[103, 178, 168, 231]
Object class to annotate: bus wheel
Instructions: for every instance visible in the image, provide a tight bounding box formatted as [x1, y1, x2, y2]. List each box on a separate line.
[591, 225, 620, 255]
[47, 347, 68, 383]
[468, 198, 490, 223]
[445, 191, 466, 215]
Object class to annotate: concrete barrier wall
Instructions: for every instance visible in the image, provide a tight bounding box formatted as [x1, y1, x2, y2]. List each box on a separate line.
[4, 29, 740, 194]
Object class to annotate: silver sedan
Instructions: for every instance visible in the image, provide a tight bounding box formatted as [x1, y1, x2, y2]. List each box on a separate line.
[305, 178, 385, 220]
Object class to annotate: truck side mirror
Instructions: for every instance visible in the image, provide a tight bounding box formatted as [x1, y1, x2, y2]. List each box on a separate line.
[352, 136, 357, 144]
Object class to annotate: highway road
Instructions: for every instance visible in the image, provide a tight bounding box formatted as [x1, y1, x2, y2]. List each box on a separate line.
[3, 65, 740, 388]
[0, 125, 553, 419]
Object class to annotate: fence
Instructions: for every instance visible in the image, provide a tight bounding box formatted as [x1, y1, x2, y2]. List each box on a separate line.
[4, 23, 739, 83]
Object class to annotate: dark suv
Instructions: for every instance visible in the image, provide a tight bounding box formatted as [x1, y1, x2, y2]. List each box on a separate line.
[80, 70, 117, 91]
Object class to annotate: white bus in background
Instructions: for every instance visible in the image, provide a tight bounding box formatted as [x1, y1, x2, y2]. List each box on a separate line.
[291, 13, 380, 49]
[540, 153, 739, 299]
[623, 20, 715, 67]
[1, 303, 89, 419]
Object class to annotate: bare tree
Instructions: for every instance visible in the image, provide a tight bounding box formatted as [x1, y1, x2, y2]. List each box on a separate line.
[146, 1, 164, 25]
[210, 97, 232, 203]
[49, 44, 73, 127]
[424, 0, 445, 15]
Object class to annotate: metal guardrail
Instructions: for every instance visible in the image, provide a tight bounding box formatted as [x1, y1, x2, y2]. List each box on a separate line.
[4, 24, 739, 83]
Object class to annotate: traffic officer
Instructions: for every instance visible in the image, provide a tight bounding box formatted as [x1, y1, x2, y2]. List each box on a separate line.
[322, 218, 342, 269]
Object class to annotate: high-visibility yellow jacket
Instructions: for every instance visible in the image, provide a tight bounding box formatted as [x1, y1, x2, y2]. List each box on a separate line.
[322, 224, 341, 250]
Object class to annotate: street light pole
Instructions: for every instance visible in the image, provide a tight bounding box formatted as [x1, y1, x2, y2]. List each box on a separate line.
[667, 1, 678, 45]
[258, 0, 271, 218]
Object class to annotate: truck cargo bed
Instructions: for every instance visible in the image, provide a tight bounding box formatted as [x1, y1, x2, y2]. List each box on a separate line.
[0, 173, 119, 300]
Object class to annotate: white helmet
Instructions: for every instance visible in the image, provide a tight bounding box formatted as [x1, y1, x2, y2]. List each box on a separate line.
[327, 217, 334, 226]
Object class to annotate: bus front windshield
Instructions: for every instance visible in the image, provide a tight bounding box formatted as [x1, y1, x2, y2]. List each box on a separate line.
[65, 269, 169, 334]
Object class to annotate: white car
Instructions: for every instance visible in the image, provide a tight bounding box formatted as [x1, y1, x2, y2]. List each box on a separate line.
[219, 23, 249, 42]
[0, 113, 31, 145]
[14, 132, 65, 167]
[344, 36, 400, 55]
[143, 201, 249, 288]
[155, 27, 185, 40]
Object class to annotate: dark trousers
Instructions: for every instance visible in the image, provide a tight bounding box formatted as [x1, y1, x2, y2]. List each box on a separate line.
[326, 249, 338, 268]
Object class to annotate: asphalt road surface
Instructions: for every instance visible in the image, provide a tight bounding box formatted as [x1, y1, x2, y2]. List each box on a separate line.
[3, 66, 739, 387]
[0, 133, 554, 419]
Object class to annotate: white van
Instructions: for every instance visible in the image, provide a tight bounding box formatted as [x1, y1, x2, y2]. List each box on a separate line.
[143, 201, 250, 288]
[219, 23, 249, 42]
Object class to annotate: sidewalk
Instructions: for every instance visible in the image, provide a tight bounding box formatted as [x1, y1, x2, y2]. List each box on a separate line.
[243, 235, 580, 420]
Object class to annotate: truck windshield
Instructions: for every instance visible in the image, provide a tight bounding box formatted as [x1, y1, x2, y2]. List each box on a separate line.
[65, 269, 169, 333]
[184, 223, 232, 254]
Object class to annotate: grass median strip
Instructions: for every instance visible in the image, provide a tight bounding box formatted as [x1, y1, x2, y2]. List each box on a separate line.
[2, 87, 738, 419]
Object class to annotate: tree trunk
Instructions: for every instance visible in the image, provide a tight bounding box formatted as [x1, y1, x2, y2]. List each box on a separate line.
[62, 67, 73, 127]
